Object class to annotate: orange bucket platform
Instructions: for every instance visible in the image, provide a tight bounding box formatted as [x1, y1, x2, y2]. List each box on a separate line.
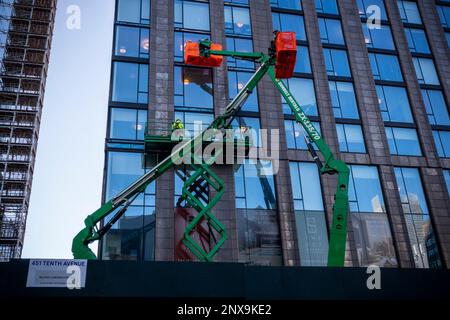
[275, 32, 297, 79]
[184, 41, 223, 67]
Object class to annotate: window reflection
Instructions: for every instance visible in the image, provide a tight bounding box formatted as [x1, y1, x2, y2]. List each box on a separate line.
[110, 108, 147, 140]
[225, 5, 252, 36]
[228, 71, 259, 112]
[226, 37, 254, 70]
[348, 165, 385, 213]
[235, 160, 281, 266]
[376, 85, 413, 123]
[117, 0, 150, 24]
[103, 152, 155, 261]
[323, 48, 351, 77]
[421, 89, 450, 126]
[175, 0, 210, 31]
[272, 13, 306, 41]
[394, 167, 442, 268]
[404, 28, 430, 54]
[289, 162, 328, 266]
[112, 62, 148, 104]
[282, 78, 317, 116]
[385, 127, 422, 156]
[432, 130, 450, 158]
[362, 24, 395, 50]
[397, 0, 422, 24]
[357, 0, 388, 21]
[412, 58, 440, 85]
[329, 81, 359, 119]
[270, 0, 302, 10]
[231, 116, 261, 147]
[318, 18, 345, 45]
[174, 66, 213, 110]
[336, 124, 366, 153]
[295, 46, 312, 74]
[285, 120, 321, 150]
[315, 0, 338, 15]
[352, 213, 398, 267]
[369, 53, 403, 82]
[115, 26, 149, 58]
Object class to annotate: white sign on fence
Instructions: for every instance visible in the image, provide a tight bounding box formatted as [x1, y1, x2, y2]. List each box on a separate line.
[26, 259, 87, 289]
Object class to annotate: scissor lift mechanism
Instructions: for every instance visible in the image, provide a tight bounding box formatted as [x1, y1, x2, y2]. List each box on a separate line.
[72, 33, 350, 267]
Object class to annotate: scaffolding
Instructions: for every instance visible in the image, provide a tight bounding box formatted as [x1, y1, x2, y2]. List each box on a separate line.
[0, 0, 56, 262]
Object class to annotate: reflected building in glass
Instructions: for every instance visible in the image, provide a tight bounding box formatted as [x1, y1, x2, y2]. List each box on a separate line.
[101, 0, 450, 269]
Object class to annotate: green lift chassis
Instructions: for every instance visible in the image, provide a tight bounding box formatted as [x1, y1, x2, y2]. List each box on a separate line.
[72, 37, 350, 267]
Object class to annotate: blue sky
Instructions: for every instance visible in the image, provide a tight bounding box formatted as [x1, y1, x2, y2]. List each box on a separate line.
[22, 0, 115, 258]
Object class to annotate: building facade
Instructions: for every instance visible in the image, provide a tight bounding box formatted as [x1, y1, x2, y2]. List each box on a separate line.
[0, 0, 56, 261]
[101, 0, 450, 268]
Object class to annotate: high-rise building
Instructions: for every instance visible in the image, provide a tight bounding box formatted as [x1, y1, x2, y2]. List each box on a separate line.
[101, 0, 450, 269]
[0, 0, 56, 261]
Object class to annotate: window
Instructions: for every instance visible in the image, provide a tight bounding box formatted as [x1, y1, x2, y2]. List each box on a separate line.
[226, 0, 249, 4]
[228, 71, 259, 112]
[272, 13, 307, 41]
[397, 0, 422, 24]
[235, 160, 282, 266]
[282, 78, 317, 116]
[270, 0, 302, 10]
[336, 124, 366, 153]
[226, 37, 254, 69]
[232, 116, 262, 147]
[175, 0, 210, 31]
[174, 111, 213, 134]
[348, 165, 385, 213]
[285, 120, 321, 149]
[444, 170, 450, 197]
[394, 167, 428, 214]
[323, 48, 351, 77]
[318, 18, 345, 45]
[174, 32, 208, 62]
[103, 151, 155, 261]
[315, 0, 338, 15]
[351, 213, 398, 266]
[446, 32, 450, 49]
[348, 165, 397, 267]
[362, 24, 395, 50]
[112, 62, 148, 104]
[385, 127, 422, 156]
[421, 89, 450, 126]
[110, 108, 147, 140]
[412, 58, 440, 85]
[115, 26, 149, 58]
[394, 167, 442, 268]
[329, 81, 359, 119]
[376, 85, 413, 123]
[174, 66, 213, 110]
[225, 5, 252, 35]
[404, 28, 430, 54]
[294, 46, 311, 74]
[289, 162, 328, 266]
[117, 0, 150, 24]
[357, 0, 388, 21]
[433, 130, 450, 158]
[369, 53, 403, 82]
[436, 5, 450, 27]
[235, 160, 277, 209]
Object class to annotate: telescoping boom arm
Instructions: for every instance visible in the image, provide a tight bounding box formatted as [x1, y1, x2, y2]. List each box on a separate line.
[72, 32, 349, 267]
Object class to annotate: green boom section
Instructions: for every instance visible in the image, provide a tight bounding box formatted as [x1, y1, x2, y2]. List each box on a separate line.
[268, 67, 350, 267]
[72, 37, 350, 266]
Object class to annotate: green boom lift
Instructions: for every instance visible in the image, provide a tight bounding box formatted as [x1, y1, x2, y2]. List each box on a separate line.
[72, 32, 350, 267]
